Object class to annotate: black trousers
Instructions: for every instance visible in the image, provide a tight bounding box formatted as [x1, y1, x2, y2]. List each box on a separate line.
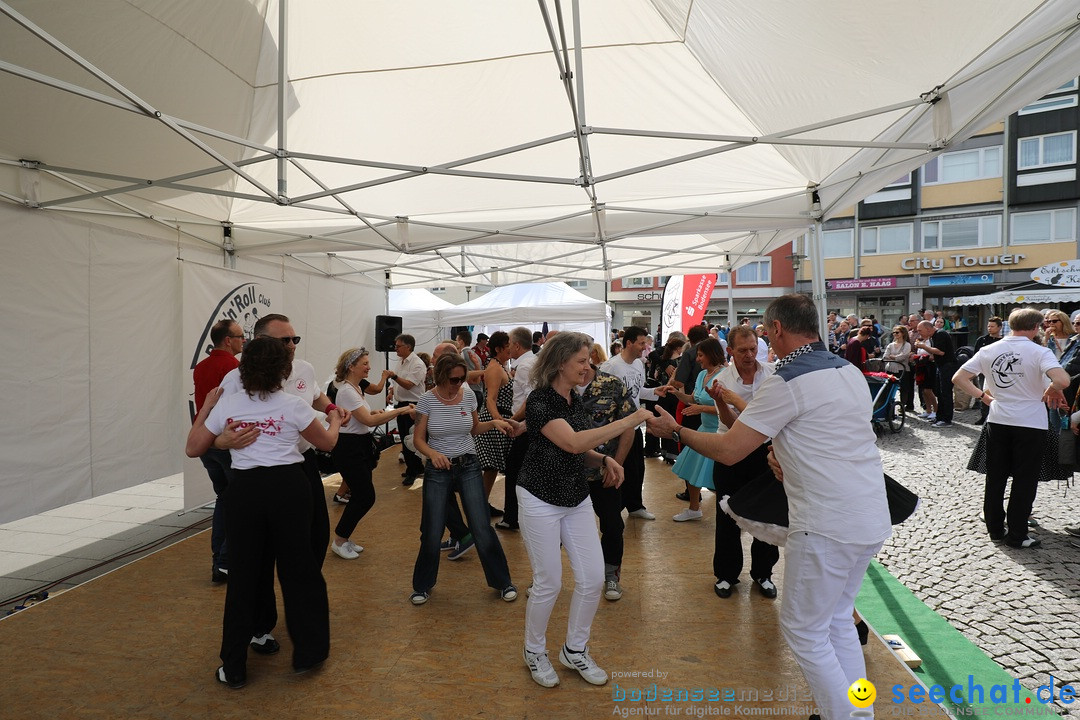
[712, 445, 779, 583]
[620, 430, 646, 512]
[302, 449, 330, 570]
[984, 423, 1044, 542]
[396, 402, 425, 477]
[221, 464, 329, 677]
[589, 478, 625, 569]
[935, 361, 957, 422]
[331, 435, 376, 540]
[502, 433, 530, 525]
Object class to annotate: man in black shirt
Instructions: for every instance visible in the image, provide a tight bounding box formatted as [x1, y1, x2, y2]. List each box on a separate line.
[971, 317, 1003, 425]
[915, 320, 957, 427]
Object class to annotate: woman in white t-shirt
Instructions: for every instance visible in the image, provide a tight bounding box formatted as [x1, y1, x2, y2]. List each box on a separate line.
[329, 347, 417, 560]
[410, 353, 517, 605]
[186, 337, 342, 689]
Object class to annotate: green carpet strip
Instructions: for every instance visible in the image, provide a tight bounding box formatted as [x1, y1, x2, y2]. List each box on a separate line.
[856, 560, 1057, 719]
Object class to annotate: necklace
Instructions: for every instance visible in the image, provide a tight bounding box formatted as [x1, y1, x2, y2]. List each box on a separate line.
[434, 386, 460, 403]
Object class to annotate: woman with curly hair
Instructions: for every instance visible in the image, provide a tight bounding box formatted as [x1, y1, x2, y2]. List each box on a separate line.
[329, 347, 417, 560]
[187, 337, 342, 688]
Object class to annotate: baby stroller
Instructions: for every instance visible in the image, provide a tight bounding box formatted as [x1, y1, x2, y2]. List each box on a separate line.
[865, 371, 904, 434]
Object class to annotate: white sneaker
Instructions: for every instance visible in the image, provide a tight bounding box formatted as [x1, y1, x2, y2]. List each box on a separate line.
[673, 508, 703, 522]
[925, 412, 936, 421]
[628, 508, 655, 520]
[559, 645, 608, 685]
[331, 541, 360, 560]
[345, 540, 364, 554]
[523, 647, 559, 687]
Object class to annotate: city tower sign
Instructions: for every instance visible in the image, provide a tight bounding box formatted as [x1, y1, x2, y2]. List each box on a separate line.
[899, 253, 1025, 272]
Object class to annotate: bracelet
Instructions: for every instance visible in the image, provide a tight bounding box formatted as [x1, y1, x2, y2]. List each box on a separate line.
[325, 403, 338, 413]
[601, 455, 610, 469]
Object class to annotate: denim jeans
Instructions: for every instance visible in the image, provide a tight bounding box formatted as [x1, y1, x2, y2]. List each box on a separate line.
[412, 455, 512, 594]
[199, 447, 234, 570]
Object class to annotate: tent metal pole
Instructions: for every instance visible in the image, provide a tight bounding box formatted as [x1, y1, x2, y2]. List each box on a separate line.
[726, 264, 735, 329]
[277, 0, 288, 200]
[590, 126, 928, 151]
[809, 207, 829, 340]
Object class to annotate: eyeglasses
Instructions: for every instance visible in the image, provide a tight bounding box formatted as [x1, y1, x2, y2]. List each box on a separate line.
[275, 336, 301, 345]
[447, 376, 466, 385]
[1073, 321, 1080, 326]
[229, 334, 245, 340]
[892, 331, 902, 335]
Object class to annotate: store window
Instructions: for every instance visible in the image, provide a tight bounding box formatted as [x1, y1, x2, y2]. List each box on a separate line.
[860, 224, 913, 255]
[1010, 208, 1077, 245]
[921, 216, 1001, 251]
[922, 147, 1001, 185]
[566, 280, 587, 288]
[735, 259, 771, 285]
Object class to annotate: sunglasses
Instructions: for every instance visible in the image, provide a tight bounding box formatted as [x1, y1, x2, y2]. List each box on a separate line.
[276, 336, 301, 345]
[447, 376, 466, 385]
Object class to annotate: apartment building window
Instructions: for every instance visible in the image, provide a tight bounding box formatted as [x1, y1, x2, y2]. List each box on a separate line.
[625, 277, 652, 288]
[922, 147, 1002, 185]
[566, 280, 587, 289]
[430, 286, 447, 294]
[860, 224, 913, 255]
[822, 228, 854, 258]
[1018, 131, 1076, 170]
[1011, 208, 1077, 245]
[1019, 78, 1079, 115]
[658, 276, 669, 287]
[922, 216, 1001, 251]
[863, 173, 913, 204]
[735, 259, 771, 285]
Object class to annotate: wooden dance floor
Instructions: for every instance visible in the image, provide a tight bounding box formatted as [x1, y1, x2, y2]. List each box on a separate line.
[1, 456, 945, 719]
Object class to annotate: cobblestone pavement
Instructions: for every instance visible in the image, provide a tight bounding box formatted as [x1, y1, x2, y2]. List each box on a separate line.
[875, 404, 1080, 716]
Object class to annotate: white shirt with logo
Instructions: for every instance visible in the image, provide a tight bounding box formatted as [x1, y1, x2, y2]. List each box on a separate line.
[205, 389, 316, 470]
[960, 335, 1061, 430]
[219, 358, 320, 451]
[511, 351, 537, 415]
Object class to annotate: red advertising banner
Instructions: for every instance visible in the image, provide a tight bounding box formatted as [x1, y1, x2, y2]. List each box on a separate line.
[661, 274, 718, 336]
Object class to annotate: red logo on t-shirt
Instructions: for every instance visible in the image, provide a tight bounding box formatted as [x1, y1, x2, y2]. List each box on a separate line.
[226, 415, 285, 436]
[296, 379, 306, 391]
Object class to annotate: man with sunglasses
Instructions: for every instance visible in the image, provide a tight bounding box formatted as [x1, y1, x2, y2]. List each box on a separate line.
[193, 319, 246, 583]
[216, 313, 348, 657]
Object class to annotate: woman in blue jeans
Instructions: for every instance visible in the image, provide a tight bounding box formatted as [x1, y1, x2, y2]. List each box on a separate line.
[410, 353, 518, 605]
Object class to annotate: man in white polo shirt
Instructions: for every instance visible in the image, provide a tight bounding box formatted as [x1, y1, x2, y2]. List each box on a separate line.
[389, 333, 428, 486]
[648, 294, 891, 720]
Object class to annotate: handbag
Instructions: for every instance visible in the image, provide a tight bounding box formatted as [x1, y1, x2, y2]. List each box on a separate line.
[1058, 427, 1076, 466]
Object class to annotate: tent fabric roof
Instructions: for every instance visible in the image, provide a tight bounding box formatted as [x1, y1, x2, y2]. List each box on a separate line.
[1, 1, 1079, 287]
[388, 288, 454, 313]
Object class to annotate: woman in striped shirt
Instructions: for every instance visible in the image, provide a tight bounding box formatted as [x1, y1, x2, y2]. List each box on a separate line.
[410, 353, 518, 605]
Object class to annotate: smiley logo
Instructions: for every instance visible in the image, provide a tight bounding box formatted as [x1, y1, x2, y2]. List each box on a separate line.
[848, 678, 876, 708]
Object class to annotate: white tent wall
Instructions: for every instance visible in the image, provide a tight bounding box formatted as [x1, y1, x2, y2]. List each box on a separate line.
[0, 202, 182, 524]
[442, 283, 612, 346]
[388, 288, 455, 354]
[0, 202, 385, 524]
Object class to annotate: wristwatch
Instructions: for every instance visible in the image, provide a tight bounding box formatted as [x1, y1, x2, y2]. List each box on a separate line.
[671, 427, 682, 444]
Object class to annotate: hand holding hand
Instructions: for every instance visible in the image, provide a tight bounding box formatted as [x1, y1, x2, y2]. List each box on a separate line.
[492, 419, 513, 435]
[633, 407, 655, 424]
[653, 385, 674, 397]
[645, 405, 678, 437]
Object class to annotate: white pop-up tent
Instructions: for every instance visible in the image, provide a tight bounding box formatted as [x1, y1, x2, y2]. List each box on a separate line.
[388, 288, 455, 353]
[2, 0, 1080, 523]
[443, 282, 611, 344]
[1, 0, 1079, 290]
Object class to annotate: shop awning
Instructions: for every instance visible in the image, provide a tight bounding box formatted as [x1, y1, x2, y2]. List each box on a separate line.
[950, 287, 1080, 306]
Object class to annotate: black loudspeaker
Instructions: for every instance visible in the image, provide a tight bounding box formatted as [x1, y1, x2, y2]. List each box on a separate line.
[374, 315, 403, 352]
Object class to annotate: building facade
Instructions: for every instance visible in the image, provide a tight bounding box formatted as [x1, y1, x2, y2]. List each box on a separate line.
[796, 77, 1080, 331]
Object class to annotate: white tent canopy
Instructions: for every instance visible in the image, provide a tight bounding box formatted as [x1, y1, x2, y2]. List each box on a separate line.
[2, 1, 1079, 288]
[388, 288, 455, 352]
[951, 287, 1080, 306]
[443, 282, 611, 344]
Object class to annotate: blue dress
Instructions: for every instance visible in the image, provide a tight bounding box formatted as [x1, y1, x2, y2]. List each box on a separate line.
[671, 368, 721, 490]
